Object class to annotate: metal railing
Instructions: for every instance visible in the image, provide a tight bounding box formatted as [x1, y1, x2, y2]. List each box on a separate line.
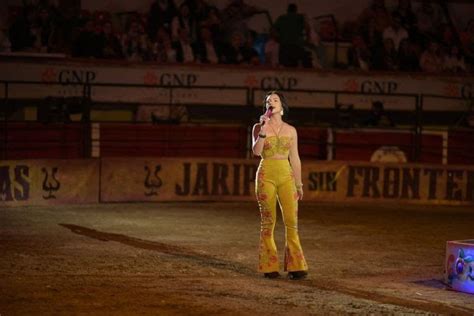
[1, 80, 473, 162]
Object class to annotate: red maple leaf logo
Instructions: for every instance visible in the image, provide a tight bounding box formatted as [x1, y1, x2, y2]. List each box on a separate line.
[344, 79, 359, 92]
[41, 68, 57, 83]
[244, 75, 259, 88]
[444, 83, 459, 97]
[144, 71, 158, 85]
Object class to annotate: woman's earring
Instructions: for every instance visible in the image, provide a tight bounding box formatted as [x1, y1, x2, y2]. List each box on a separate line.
[280, 110, 284, 116]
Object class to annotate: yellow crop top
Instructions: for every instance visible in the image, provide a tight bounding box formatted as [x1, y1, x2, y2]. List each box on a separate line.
[261, 136, 292, 159]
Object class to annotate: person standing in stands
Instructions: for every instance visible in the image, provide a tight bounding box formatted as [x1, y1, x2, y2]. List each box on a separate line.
[252, 91, 308, 280]
[274, 4, 309, 67]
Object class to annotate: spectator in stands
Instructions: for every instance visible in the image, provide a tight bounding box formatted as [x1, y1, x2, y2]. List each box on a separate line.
[200, 6, 222, 44]
[439, 23, 456, 48]
[36, 7, 56, 53]
[183, 0, 211, 28]
[358, 0, 391, 36]
[220, 0, 262, 44]
[460, 19, 474, 67]
[274, 3, 308, 67]
[393, 0, 417, 39]
[0, 27, 12, 52]
[362, 101, 395, 127]
[121, 20, 149, 61]
[347, 34, 372, 71]
[194, 26, 220, 64]
[415, 0, 444, 44]
[252, 91, 308, 280]
[264, 28, 280, 67]
[359, 17, 383, 54]
[9, 6, 36, 51]
[147, 0, 177, 38]
[222, 31, 245, 64]
[372, 38, 399, 71]
[155, 32, 177, 63]
[171, 3, 197, 43]
[419, 41, 443, 73]
[173, 27, 196, 63]
[382, 13, 408, 52]
[241, 30, 260, 65]
[398, 39, 420, 71]
[73, 19, 102, 58]
[443, 46, 467, 73]
[99, 21, 123, 59]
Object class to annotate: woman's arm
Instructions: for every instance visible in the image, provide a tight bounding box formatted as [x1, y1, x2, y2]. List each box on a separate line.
[288, 126, 304, 200]
[252, 123, 265, 156]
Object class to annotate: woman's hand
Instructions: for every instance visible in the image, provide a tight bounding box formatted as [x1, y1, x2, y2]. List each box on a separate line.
[259, 115, 270, 134]
[297, 187, 304, 200]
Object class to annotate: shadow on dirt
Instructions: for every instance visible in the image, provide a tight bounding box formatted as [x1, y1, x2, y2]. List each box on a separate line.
[59, 223, 255, 276]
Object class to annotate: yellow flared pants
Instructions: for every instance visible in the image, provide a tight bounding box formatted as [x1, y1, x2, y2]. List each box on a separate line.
[255, 159, 308, 273]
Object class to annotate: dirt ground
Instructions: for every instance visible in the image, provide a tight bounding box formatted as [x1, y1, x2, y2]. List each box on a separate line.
[1, 201, 474, 315]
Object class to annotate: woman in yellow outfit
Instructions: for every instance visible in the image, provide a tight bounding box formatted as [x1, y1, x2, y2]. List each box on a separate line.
[252, 91, 308, 280]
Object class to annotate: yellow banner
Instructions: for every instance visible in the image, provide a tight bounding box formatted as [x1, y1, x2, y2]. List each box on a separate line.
[2, 158, 474, 206]
[101, 158, 474, 205]
[100, 158, 259, 202]
[304, 161, 474, 205]
[0, 160, 99, 207]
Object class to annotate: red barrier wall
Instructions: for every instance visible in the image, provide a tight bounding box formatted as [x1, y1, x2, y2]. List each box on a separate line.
[448, 130, 474, 165]
[100, 124, 248, 158]
[333, 129, 444, 163]
[0, 122, 86, 159]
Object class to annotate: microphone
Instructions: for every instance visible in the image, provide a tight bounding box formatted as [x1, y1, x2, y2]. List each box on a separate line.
[261, 106, 273, 126]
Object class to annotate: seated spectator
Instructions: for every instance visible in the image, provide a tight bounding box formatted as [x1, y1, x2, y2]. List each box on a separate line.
[147, 0, 177, 38]
[241, 30, 260, 65]
[73, 19, 102, 58]
[398, 39, 420, 71]
[222, 31, 245, 64]
[347, 35, 371, 70]
[439, 23, 456, 48]
[171, 3, 197, 43]
[372, 38, 399, 71]
[274, 3, 308, 67]
[173, 27, 196, 63]
[358, 0, 391, 36]
[393, 0, 417, 38]
[419, 41, 443, 73]
[0, 28, 12, 52]
[36, 7, 56, 53]
[382, 13, 408, 52]
[121, 21, 149, 61]
[415, 0, 443, 43]
[155, 32, 177, 63]
[183, 0, 211, 27]
[443, 46, 467, 73]
[9, 6, 36, 51]
[98, 21, 123, 59]
[220, 0, 262, 44]
[362, 101, 395, 127]
[194, 26, 220, 64]
[264, 28, 280, 67]
[200, 6, 222, 44]
[460, 19, 474, 66]
[359, 17, 383, 52]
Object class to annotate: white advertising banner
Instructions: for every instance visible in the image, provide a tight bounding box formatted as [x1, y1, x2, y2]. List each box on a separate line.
[0, 61, 472, 110]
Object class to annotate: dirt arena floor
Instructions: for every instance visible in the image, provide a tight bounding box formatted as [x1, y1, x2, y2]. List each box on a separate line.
[1, 201, 474, 315]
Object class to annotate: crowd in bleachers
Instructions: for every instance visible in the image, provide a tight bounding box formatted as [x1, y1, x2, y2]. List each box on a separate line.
[1, 0, 473, 73]
[345, 0, 473, 73]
